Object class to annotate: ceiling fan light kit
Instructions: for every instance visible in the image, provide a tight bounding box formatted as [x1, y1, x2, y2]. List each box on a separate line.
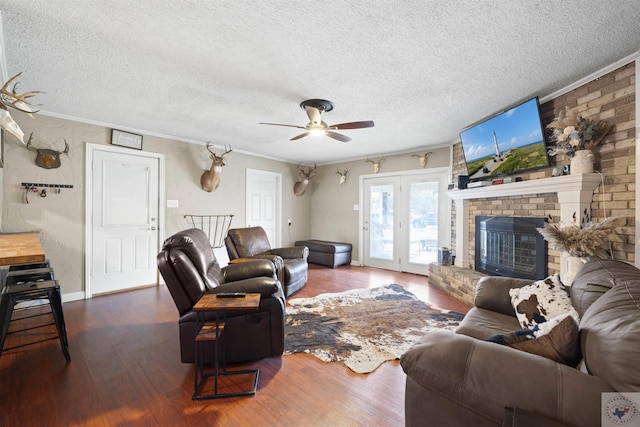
[260, 99, 374, 143]
[300, 99, 334, 114]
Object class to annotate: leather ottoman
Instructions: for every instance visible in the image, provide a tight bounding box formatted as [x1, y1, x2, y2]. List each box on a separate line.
[294, 239, 352, 268]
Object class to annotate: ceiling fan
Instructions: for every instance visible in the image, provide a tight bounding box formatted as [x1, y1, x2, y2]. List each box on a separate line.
[260, 99, 374, 143]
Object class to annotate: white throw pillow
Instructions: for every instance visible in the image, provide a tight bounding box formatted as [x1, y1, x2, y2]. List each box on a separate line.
[509, 274, 580, 329]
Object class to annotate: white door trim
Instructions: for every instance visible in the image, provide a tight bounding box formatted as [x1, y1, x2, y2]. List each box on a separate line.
[358, 167, 451, 268]
[84, 143, 165, 299]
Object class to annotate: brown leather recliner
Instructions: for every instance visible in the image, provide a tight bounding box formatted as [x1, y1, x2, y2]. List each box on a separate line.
[225, 226, 309, 296]
[157, 228, 285, 365]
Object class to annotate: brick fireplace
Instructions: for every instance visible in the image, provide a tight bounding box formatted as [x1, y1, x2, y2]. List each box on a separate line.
[429, 173, 602, 304]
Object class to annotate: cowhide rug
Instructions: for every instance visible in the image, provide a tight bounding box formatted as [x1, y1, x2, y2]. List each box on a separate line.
[284, 284, 464, 373]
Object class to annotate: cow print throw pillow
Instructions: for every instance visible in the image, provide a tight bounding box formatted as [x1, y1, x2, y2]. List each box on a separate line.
[509, 274, 579, 329]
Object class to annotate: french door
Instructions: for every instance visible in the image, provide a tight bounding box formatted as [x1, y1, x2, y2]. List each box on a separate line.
[362, 169, 450, 275]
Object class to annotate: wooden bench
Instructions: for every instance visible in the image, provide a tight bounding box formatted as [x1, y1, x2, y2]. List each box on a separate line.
[294, 240, 352, 268]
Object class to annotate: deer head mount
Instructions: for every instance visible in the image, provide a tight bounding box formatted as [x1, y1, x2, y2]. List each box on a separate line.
[366, 157, 385, 174]
[200, 142, 232, 192]
[411, 151, 433, 168]
[26, 133, 69, 169]
[0, 73, 43, 143]
[336, 168, 348, 185]
[293, 163, 316, 197]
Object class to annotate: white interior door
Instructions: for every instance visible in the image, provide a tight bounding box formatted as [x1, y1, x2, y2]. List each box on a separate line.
[89, 148, 160, 295]
[245, 169, 281, 247]
[362, 169, 451, 274]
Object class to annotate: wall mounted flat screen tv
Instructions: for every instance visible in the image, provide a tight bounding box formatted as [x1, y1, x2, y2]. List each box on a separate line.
[459, 97, 549, 180]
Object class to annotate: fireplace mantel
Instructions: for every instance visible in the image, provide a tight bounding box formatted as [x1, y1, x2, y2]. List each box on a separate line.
[446, 173, 602, 278]
[446, 173, 602, 201]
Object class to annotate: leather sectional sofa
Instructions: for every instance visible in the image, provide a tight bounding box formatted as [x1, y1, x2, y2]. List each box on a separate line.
[401, 258, 640, 427]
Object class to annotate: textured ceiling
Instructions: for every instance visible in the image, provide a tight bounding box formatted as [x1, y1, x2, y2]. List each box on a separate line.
[0, 1, 639, 164]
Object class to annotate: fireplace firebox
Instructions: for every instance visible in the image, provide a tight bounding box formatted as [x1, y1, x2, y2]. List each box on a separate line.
[475, 216, 547, 280]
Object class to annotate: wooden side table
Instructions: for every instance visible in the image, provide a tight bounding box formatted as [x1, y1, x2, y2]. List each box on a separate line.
[192, 293, 261, 400]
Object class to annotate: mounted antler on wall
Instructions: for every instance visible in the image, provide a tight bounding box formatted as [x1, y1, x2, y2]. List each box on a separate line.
[366, 157, 385, 174]
[411, 151, 433, 168]
[336, 168, 348, 185]
[26, 133, 69, 169]
[200, 142, 232, 192]
[0, 73, 43, 143]
[294, 163, 316, 196]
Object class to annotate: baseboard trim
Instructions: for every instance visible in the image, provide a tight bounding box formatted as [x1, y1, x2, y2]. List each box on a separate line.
[62, 291, 85, 303]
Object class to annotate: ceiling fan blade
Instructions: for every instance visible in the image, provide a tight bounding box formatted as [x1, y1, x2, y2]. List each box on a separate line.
[304, 106, 322, 125]
[290, 132, 310, 141]
[326, 131, 351, 143]
[260, 122, 306, 129]
[330, 120, 375, 130]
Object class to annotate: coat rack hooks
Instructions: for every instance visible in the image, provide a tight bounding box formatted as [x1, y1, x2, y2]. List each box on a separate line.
[21, 182, 74, 189]
[21, 183, 74, 202]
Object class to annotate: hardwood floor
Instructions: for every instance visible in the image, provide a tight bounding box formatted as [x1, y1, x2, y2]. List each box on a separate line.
[0, 265, 470, 426]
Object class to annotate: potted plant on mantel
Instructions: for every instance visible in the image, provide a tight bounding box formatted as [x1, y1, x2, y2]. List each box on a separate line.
[546, 108, 614, 174]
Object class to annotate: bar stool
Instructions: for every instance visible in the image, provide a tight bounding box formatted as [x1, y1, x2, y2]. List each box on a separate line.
[0, 280, 71, 362]
[5, 260, 54, 287]
[8, 260, 51, 271]
[5, 267, 55, 286]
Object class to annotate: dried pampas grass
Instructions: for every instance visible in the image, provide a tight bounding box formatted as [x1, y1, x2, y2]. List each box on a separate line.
[546, 107, 614, 157]
[536, 217, 623, 258]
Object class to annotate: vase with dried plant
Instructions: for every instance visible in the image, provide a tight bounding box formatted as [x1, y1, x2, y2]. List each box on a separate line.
[537, 211, 622, 284]
[546, 109, 614, 174]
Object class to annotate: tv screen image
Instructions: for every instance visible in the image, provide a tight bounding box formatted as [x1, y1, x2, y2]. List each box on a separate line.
[459, 97, 549, 180]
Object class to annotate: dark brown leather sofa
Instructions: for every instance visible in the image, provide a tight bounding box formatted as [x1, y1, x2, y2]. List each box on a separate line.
[401, 258, 640, 427]
[225, 226, 309, 296]
[157, 228, 285, 364]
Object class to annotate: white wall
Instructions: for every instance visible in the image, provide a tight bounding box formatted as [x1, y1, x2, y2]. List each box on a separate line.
[1, 113, 311, 297]
[309, 147, 452, 261]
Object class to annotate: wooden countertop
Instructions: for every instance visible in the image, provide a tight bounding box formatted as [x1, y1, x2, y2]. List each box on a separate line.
[0, 232, 46, 266]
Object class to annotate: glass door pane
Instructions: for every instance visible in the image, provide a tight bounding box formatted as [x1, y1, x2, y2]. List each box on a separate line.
[408, 181, 439, 265]
[369, 184, 394, 260]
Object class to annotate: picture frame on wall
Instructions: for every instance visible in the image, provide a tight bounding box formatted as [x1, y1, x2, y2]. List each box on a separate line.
[111, 129, 143, 150]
